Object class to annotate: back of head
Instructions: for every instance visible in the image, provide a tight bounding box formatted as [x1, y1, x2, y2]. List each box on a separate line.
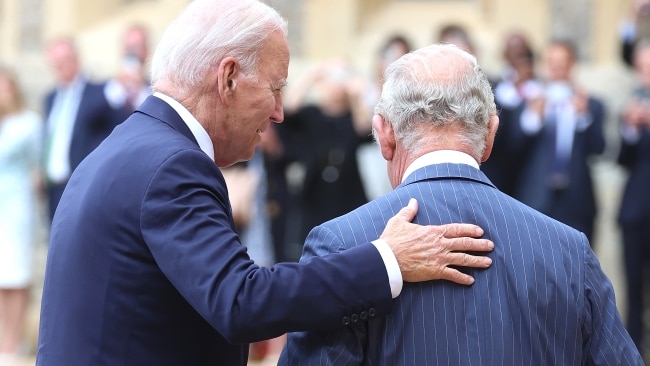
[374, 43, 496, 157]
[150, 0, 287, 96]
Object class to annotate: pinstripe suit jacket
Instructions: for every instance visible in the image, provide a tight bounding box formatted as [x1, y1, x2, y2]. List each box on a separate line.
[280, 162, 641, 365]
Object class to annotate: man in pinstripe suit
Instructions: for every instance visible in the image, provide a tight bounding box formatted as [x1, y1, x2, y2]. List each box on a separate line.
[279, 43, 642, 365]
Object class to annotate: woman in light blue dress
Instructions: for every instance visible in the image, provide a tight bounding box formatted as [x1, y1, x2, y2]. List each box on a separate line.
[0, 67, 42, 360]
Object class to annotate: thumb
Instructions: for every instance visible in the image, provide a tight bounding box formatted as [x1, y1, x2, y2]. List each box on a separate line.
[396, 198, 418, 223]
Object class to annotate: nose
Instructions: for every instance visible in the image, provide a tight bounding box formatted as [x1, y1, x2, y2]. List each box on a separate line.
[271, 93, 284, 123]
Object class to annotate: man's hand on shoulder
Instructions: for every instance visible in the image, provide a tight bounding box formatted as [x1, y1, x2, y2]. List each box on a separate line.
[381, 198, 494, 285]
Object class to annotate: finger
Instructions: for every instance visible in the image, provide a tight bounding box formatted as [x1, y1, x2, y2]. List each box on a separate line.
[394, 198, 418, 223]
[440, 267, 475, 286]
[439, 223, 484, 238]
[446, 252, 492, 268]
[446, 237, 494, 252]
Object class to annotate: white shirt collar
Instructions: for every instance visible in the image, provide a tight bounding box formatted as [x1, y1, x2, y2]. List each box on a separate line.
[401, 150, 479, 184]
[153, 92, 215, 162]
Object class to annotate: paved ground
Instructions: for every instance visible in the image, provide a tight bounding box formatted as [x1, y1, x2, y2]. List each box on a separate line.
[5, 159, 648, 365]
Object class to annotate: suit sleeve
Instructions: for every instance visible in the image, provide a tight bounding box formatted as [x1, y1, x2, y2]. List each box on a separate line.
[617, 124, 648, 168]
[581, 237, 643, 365]
[140, 149, 392, 344]
[583, 99, 606, 156]
[279, 226, 371, 365]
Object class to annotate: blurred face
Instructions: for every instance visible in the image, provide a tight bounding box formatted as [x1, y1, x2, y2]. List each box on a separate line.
[123, 27, 149, 63]
[544, 44, 574, 82]
[46, 41, 79, 84]
[635, 47, 650, 88]
[217, 30, 288, 166]
[504, 34, 529, 66]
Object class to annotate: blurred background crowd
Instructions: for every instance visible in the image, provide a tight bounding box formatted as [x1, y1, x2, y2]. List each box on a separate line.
[1, 0, 650, 365]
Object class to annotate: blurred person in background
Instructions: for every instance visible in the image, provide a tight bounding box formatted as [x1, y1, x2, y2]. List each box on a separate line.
[436, 23, 475, 55]
[104, 24, 153, 115]
[513, 39, 605, 242]
[122, 23, 150, 67]
[282, 58, 373, 244]
[617, 39, 650, 356]
[42, 37, 125, 221]
[620, 0, 650, 67]
[0, 67, 42, 363]
[358, 34, 413, 201]
[105, 53, 150, 115]
[486, 31, 543, 196]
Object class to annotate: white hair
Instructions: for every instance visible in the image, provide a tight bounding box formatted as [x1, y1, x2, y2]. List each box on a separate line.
[374, 43, 496, 157]
[150, 0, 288, 95]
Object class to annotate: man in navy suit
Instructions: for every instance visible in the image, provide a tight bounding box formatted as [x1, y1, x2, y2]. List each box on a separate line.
[43, 37, 127, 220]
[35, 1, 496, 365]
[280, 43, 642, 365]
[513, 39, 606, 242]
[617, 39, 650, 354]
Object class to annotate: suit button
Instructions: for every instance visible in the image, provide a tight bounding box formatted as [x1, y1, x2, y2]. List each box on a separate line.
[351, 314, 359, 323]
[368, 308, 376, 317]
[360, 311, 368, 320]
[342, 316, 350, 325]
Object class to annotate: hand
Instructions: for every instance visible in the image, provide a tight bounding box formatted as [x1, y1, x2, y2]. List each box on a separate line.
[623, 98, 650, 128]
[381, 198, 494, 285]
[572, 90, 589, 115]
[527, 96, 545, 117]
[623, 100, 644, 128]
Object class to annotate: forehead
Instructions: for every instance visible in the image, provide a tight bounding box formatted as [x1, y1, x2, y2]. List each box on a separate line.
[547, 45, 573, 60]
[257, 30, 290, 80]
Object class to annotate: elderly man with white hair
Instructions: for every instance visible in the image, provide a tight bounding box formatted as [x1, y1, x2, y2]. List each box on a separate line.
[280, 43, 642, 366]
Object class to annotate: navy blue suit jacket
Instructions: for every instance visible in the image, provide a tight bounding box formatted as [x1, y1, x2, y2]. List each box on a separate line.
[44, 80, 125, 175]
[617, 125, 650, 226]
[514, 97, 605, 238]
[281, 163, 641, 365]
[36, 96, 392, 365]
[43, 80, 127, 219]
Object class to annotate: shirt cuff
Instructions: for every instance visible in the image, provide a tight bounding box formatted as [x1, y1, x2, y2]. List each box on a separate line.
[372, 239, 403, 298]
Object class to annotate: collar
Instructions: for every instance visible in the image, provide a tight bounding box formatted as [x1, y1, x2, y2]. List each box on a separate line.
[57, 74, 85, 93]
[153, 92, 215, 162]
[401, 150, 479, 184]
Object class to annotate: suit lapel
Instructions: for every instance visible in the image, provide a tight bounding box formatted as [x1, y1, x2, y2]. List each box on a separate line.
[399, 163, 496, 190]
[135, 95, 199, 146]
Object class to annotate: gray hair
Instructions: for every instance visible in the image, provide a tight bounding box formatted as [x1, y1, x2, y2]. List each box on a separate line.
[150, 0, 288, 95]
[374, 43, 496, 157]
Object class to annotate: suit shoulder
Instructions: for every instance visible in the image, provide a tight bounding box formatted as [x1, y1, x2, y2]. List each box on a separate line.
[316, 192, 403, 241]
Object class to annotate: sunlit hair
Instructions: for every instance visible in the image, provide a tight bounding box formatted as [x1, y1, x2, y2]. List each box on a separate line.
[374, 43, 496, 157]
[150, 0, 287, 96]
[0, 67, 25, 116]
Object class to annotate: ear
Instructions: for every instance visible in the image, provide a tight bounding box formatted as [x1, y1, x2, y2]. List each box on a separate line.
[372, 114, 396, 161]
[217, 57, 239, 104]
[481, 115, 499, 163]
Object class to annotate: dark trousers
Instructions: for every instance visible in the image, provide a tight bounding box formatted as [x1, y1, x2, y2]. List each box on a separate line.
[621, 220, 650, 349]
